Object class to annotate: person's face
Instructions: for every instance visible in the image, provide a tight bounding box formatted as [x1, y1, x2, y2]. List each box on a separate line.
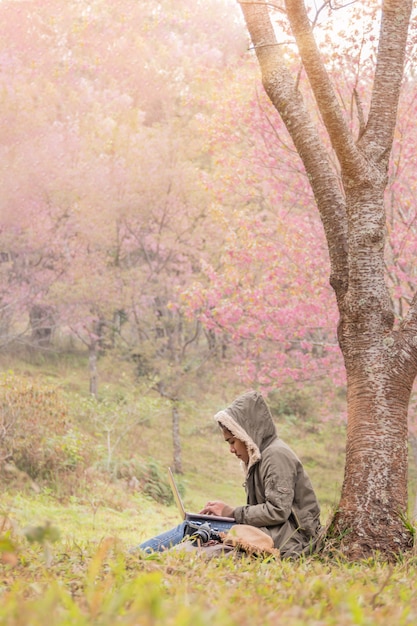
[222, 428, 249, 464]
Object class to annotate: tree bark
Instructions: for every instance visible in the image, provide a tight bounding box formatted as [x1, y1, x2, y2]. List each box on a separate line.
[409, 433, 417, 520]
[239, 0, 415, 558]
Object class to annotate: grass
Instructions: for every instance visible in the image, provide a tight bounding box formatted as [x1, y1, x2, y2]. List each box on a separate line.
[2, 531, 417, 625]
[1, 356, 417, 625]
[1, 490, 179, 546]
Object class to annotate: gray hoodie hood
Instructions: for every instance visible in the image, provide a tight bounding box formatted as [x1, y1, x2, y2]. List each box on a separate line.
[214, 390, 277, 472]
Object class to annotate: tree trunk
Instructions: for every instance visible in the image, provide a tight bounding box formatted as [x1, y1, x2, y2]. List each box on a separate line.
[239, 0, 416, 558]
[89, 341, 98, 397]
[29, 304, 55, 348]
[172, 402, 183, 474]
[330, 180, 416, 556]
[333, 360, 413, 556]
[409, 433, 417, 520]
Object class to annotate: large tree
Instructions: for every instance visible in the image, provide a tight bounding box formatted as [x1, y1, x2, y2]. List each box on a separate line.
[237, 0, 415, 558]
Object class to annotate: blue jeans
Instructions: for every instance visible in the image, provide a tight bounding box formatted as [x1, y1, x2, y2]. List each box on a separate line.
[136, 522, 187, 553]
[135, 519, 235, 553]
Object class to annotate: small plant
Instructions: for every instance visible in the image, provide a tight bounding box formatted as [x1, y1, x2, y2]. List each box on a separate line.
[23, 521, 60, 567]
[0, 534, 18, 567]
[96, 457, 176, 505]
[132, 458, 176, 505]
[77, 391, 150, 472]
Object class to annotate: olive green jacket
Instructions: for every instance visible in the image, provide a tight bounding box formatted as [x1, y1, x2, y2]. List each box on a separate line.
[215, 390, 321, 558]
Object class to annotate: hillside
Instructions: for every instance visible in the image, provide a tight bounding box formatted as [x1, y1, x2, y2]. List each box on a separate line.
[2, 353, 417, 626]
[1, 350, 416, 546]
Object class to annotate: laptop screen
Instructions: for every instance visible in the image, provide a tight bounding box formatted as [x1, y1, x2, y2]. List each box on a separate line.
[168, 467, 186, 520]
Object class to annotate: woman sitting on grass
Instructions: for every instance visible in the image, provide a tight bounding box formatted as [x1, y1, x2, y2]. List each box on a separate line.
[135, 390, 321, 558]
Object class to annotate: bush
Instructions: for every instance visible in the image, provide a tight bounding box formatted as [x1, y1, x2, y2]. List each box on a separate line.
[267, 385, 318, 423]
[0, 373, 90, 482]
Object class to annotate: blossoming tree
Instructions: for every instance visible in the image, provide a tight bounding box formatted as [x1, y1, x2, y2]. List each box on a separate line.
[237, 0, 415, 558]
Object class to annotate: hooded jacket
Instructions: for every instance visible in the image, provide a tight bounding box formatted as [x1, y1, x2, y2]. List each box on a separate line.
[215, 390, 321, 557]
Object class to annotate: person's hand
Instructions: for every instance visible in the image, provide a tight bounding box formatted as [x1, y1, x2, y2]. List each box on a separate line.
[200, 500, 234, 517]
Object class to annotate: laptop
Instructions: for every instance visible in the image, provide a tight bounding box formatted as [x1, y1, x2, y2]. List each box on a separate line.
[168, 467, 235, 532]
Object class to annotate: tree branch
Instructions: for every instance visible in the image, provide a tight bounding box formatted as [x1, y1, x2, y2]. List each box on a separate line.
[400, 291, 417, 337]
[361, 0, 413, 163]
[283, 0, 367, 180]
[353, 88, 366, 139]
[237, 0, 285, 12]
[239, 0, 349, 304]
